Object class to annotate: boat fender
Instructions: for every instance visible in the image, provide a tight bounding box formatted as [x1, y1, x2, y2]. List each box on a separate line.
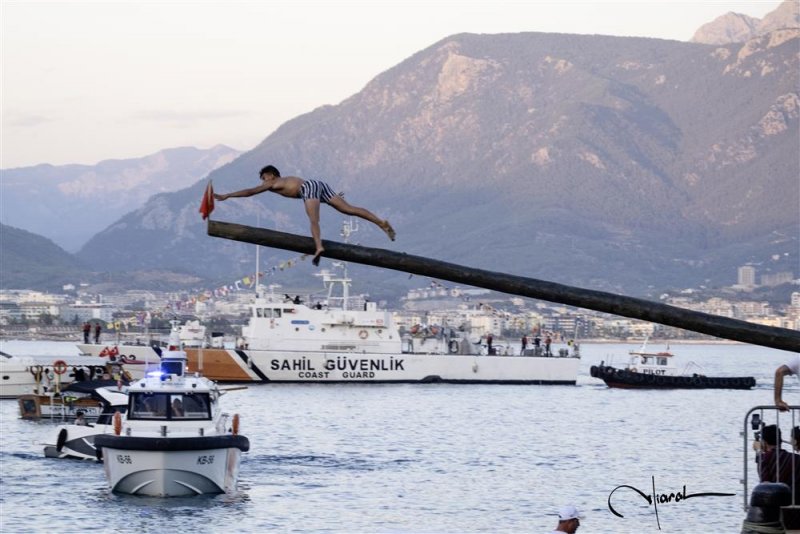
[113, 412, 122, 436]
[52, 360, 68, 375]
[472, 363, 478, 373]
[232, 413, 240, 435]
[359, 330, 368, 340]
[56, 428, 68, 452]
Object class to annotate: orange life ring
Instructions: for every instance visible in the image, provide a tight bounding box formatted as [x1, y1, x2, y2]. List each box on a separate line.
[99, 347, 110, 357]
[109, 347, 119, 357]
[232, 413, 240, 435]
[53, 360, 68, 375]
[113, 411, 122, 435]
[359, 330, 368, 339]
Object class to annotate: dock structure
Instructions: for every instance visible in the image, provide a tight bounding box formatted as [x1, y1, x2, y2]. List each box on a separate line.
[208, 220, 800, 353]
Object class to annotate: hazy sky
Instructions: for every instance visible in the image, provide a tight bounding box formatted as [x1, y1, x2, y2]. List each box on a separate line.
[1, 0, 783, 169]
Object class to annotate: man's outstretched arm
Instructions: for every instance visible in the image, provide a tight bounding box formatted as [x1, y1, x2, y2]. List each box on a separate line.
[215, 182, 271, 201]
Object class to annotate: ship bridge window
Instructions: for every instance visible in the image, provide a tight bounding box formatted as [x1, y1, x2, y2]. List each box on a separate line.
[256, 308, 264, 318]
[641, 357, 649, 364]
[658, 357, 668, 366]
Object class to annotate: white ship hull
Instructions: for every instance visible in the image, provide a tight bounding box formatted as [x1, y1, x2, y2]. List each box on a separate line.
[100, 443, 243, 496]
[79, 344, 579, 384]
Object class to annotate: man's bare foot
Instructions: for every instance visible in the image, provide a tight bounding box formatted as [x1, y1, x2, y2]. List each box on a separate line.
[380, 220, 396, 241]
[312, 249, 324, 266]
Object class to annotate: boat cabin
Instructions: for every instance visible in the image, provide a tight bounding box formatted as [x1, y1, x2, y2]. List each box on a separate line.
[627, 350, 677, 376]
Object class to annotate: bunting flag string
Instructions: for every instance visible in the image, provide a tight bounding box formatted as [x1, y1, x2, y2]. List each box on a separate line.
[105, 252, 311, 330]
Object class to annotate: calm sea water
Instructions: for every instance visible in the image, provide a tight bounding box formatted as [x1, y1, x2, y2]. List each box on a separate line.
[1, 341, 797, 533]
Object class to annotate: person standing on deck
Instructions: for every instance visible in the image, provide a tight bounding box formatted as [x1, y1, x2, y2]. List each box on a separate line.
[214, 165, 395, 266]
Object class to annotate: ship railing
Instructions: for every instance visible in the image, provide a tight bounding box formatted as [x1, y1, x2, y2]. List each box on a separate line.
[742, 405, 800, 511]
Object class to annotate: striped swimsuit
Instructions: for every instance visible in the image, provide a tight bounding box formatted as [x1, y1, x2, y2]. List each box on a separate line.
[299, 179, 338, 204]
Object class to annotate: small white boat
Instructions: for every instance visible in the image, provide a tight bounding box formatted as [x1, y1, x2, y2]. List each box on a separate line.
[1, 351, 121, 399]
[94, 344, 249, 497]
[43, 404, 126, 461]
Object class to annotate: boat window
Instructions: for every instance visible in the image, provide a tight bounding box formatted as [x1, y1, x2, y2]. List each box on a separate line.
[641, 357, 649, 364]
[160, 360, 183, 376]
[173, 393, 211, 420]
[658, 357, 668, 366]
[129, 393, 211, 420]
[272, 309, 282, 318]
[95, 407, 127, 425]
[256, 308, 264, 318]
[130, 393, 169, 420]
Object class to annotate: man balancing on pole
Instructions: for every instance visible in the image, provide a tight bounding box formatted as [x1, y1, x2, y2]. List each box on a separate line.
[213, 165, 395, 266]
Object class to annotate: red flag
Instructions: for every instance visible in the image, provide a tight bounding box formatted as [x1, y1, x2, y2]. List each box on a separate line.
[199, 181, 214, 220]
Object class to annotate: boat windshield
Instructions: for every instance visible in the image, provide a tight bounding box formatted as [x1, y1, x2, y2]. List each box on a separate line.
[128, 392, 212, 421]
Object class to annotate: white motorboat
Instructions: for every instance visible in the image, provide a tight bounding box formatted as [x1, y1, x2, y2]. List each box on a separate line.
[0, 350, 123, 399]
[43, 402, 127, 460]
[94, 344, 249, 497]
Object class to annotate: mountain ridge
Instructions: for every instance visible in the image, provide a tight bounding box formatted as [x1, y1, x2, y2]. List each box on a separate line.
[70, 29, 798, 299]
[1, 145, 241, 252]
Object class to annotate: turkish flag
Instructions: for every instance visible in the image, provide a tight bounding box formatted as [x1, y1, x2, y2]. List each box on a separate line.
[199, 181, 214, 220]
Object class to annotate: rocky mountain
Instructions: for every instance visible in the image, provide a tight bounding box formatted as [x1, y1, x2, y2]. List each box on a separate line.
[72, 26, 799, 301]
[0, 145, 241, 252]
[691, 0, 800, 44]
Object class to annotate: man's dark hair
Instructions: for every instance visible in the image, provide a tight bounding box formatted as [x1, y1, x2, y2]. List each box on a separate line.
[764, 424, 782, 446]
[260, 165, 281, 178]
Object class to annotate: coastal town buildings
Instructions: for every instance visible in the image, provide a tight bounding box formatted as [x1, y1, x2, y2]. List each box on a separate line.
[1, 268, 798, 339]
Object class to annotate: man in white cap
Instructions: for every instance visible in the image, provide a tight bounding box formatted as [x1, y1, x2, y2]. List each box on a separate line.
[549, 505, 582, 533]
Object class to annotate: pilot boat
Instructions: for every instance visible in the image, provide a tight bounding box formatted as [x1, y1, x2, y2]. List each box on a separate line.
[590, 340, 756, 389]
[93, 343, 249, 496]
